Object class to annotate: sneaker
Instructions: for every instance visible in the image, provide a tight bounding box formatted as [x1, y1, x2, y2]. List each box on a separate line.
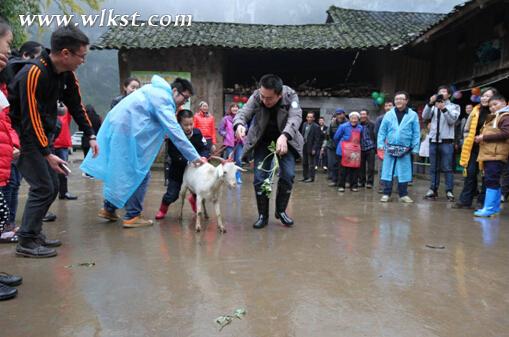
[424, 189, 437, 199]
[123, 216, 154, 228]
[351, 188, 358, 192]
[380, 195, 390, 202]
[337, 187, 345, 192]
[366, 184, 373, 189]
[328, 182, 337, 187]
[323, 166, 328, 171]
[98, 208, 120, 221]
[399, 196, 414, 203]
[446, 191, 455, 201]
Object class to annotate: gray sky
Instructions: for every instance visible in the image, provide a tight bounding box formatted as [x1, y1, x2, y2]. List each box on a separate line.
[83, 0, 465, 25]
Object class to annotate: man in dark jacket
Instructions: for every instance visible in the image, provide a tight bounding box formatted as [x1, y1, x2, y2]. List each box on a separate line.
[359, 109, 376, 188]
[234, 74, 304, 229]
[322, 109, 346, 186]
[300, 112, 321, 182]
[8, 26, 99, 258]
[316, 116, 328, 170]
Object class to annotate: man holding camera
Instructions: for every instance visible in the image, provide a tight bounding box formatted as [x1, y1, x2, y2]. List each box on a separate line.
[422, 85, 460, 200]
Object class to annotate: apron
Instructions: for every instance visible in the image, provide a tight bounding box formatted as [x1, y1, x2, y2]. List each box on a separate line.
[341, 129, 361, 168]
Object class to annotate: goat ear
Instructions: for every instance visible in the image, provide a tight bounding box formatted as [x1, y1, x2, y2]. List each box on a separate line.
[235, 165, 247, 172]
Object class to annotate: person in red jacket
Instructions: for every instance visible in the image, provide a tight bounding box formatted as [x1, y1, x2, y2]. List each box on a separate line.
[53, 105, 77, 200]
[0, 86, 19, 244]
[194, 101, 216, 153]
[0, 20, 20, 244]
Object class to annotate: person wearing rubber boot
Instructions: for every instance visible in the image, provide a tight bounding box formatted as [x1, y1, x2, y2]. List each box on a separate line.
[474, 94, 509, 217]
[155, 109, 210, 220]
[234, 74, 303, 229]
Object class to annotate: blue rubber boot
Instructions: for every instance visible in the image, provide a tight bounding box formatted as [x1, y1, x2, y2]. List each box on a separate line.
[474, 188, 500, 217]
[236, 171, 242, 184]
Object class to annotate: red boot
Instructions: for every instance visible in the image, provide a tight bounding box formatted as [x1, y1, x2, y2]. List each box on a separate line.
[188, 194, 197, 213]
[155, 202, 169, 220]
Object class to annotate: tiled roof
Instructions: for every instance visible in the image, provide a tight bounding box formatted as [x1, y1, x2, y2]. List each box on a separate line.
[326, 6, 445, 48]
[92, 7, 446, 51]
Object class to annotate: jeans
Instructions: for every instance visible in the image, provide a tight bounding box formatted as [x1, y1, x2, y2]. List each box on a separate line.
[429, 142, 454, 192]
[0, 162, 22, 224]
[253, 144, 295, 194]
[382, 179, 408, 197]
[302, 145, 316, 180]
[104, 172, 151, 219]
[17, 146, 59, 239]
[359, 149, 375, 186]
[378, 158, 384, 189]
[501, 161, 509, 196]
[53, 147, 69, 197]
[223, 143, 243, 167]
[327, 147, 338, 182]
[483, 161, 505, 189]
[458, 145, 485, 205]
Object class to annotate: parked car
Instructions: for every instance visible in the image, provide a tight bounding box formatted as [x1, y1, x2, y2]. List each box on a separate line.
[71, 131, 83, 150]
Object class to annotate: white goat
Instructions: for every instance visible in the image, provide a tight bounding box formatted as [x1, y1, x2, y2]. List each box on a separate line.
[178, 156, 246, 233]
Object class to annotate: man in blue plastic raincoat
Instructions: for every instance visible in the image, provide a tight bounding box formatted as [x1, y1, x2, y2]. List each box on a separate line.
[81, 76, 206, 228]
[377, 91, 420, 203]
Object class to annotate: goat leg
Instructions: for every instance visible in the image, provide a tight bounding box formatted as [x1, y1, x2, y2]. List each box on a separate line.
[178, 186, 187, 220]
[195, 194, 203, 232]
[214, 200, 226, 233]
[202, 199, 209, 219]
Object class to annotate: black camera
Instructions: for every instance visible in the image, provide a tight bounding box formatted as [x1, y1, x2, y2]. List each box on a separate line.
[435, 94, 445, 103]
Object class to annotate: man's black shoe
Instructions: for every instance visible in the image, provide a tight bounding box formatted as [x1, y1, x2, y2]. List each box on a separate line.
[16, 243, 57, 258]
[0, 272, 22, 287]
[451, 203, 473, 209]
[42, 212, 57, 222]
[59, 193, 78, 200]
[36, 233, 62, 248]
[0, 283, 17, 301]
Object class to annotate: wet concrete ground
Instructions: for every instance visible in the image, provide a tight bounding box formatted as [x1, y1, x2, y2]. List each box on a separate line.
[1, 160, 508, 337]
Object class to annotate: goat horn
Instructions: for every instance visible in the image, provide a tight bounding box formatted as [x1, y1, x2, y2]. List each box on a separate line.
[209, 156, 226, 163]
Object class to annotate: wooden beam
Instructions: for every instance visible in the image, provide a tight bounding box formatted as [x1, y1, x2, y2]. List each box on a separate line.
[411, 0, 495, 46]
